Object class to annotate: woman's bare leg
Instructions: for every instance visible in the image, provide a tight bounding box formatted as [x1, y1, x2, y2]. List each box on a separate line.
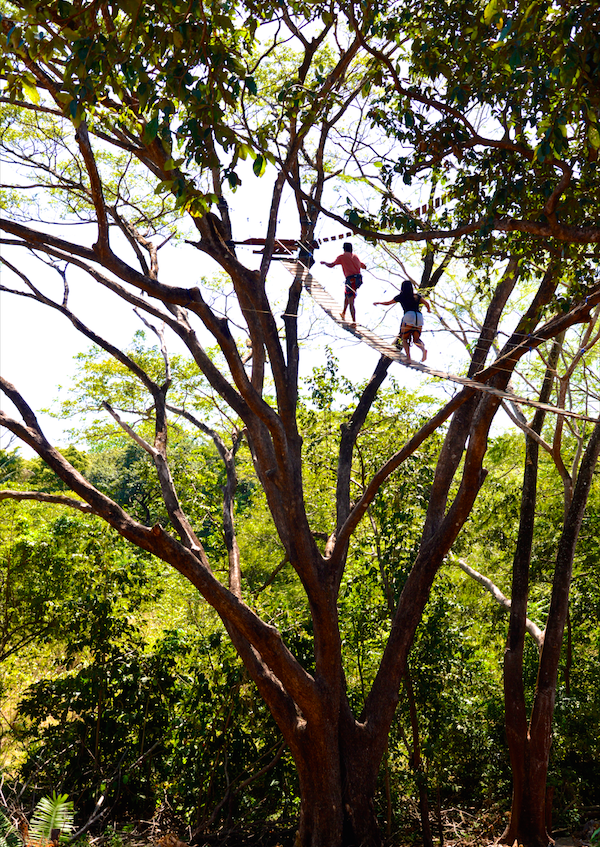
[413, 331, 427, 361]
[401, 330, 412, 361]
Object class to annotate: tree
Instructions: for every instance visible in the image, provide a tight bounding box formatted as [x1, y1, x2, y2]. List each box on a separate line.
[1, 2, 600, 845]
[0, 451, 146, 669]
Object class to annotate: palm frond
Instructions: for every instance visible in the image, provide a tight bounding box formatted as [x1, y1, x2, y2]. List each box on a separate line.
[28, 795, 73, 847]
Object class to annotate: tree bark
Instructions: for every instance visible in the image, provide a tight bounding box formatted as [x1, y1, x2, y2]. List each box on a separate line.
[293, 730, 345, 846]
[338, 713, 384, 847]
[502, 342, 559, 847]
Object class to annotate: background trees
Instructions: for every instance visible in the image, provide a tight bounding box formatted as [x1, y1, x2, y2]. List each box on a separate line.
[1, 2, 599, 845]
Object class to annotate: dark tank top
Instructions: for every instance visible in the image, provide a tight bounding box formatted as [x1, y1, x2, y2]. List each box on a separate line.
[394, 292, 422, 313]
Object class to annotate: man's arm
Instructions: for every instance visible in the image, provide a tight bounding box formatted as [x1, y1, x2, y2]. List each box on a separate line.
[321, 254, 342, 269]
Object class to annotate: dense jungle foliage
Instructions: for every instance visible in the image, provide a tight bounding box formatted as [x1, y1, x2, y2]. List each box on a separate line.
[1, 352, 599, 843]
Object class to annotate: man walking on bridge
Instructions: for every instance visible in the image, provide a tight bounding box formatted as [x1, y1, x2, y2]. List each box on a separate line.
[321, 242, 366, 326]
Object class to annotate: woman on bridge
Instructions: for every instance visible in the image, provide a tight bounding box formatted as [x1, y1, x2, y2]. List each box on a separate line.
[374, 279, 431, 362]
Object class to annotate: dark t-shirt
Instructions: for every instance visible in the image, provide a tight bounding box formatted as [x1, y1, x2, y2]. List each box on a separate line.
[394, 292, 422, 313]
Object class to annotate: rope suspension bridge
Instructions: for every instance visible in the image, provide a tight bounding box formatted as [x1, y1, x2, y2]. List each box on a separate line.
[280, 259, 599, 425]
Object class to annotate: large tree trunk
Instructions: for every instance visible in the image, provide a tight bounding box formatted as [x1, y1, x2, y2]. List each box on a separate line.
[293, 740, 387, 847]
[294, 744, 345, 846]
[283, 708, 385, 847]
[338, 713, 385, 847]
[502, 739, 554, 847]
[340, 769, 382, 847]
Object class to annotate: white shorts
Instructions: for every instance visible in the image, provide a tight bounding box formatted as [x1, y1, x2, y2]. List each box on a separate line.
[401, 310, 423, 330]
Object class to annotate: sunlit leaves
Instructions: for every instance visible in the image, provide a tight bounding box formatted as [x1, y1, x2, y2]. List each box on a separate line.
[361, 0, 600, 260]
[0, 0, 264, 210]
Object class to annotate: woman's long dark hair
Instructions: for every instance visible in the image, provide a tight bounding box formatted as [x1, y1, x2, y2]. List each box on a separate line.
[400, 279, 415, 296]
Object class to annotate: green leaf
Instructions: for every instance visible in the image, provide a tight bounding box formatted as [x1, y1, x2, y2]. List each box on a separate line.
[214, 14, 234, 30]
[142, 115, 159, 145]
[29, 793, 74, 844]
[484, 0, 500, 24]
[67, 99, 83, 128]
[589, 126, 600, 150]
[252, 154, 266, 177]
[497, 19, 512, 41]
[237, 143, 253, 161]
[22, 81, 40, 104]
[521, 0, 536, 22]
[119, 0, 141, 15]
[154, 179, 174, 194]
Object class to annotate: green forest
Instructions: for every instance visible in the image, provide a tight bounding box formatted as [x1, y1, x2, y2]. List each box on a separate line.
[0, 1, 599, 846]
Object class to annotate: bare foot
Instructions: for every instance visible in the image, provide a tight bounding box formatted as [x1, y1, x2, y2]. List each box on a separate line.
[341, 313, 346, 321]
[421, 350, 427, 362]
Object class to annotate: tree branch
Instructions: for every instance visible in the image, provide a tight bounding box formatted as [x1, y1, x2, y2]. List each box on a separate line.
[452, 556, 544, 649]
[330, 388, 469, 564]
[0, 489, 95, 513]
[74, 122, 110, 253]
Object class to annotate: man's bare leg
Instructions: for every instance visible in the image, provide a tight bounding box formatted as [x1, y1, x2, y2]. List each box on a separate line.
[341, 294, 350, 321]
[348, 297, 356, 325]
